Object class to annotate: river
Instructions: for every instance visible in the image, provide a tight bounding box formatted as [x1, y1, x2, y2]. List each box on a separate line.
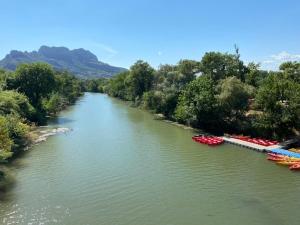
[0, 93, 299, 225]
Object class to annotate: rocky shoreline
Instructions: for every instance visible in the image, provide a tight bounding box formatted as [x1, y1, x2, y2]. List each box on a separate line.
[29, 127, 71, 145]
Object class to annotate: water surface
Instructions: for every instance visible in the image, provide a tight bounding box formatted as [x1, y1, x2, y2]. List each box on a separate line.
[1, 93, 299, 225]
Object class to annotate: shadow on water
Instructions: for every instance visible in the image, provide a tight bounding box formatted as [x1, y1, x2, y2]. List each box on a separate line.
[237, 196, 285, 225]
[48, 117, 75, 126]
[0, 168, 16, 202]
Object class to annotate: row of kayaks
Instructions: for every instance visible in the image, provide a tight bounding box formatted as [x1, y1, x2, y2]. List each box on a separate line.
[192, 135, 300, 171]
[232, 135, 278, 147]
[267, 153, 300, 170]
[192, 135, 224, 146]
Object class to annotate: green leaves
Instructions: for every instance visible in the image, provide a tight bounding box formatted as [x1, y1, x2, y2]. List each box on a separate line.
[0, 116, 13, 154]
[105, 51, 300, 139]
[254, 73, 300, 138]
[175, 76, 219, 129]
[0, 90, 35, 120]
[14, 63, 56, 108]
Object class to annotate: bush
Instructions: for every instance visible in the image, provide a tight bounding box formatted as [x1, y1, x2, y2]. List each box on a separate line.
[0, 90, 35, 121]
[0, 116, 13, 161]
[42, 93, 66, 115]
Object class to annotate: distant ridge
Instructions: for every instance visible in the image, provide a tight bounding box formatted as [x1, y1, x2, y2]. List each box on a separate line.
[0, 46, 127, 78]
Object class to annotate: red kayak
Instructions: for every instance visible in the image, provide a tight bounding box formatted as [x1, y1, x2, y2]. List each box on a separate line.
[192, 136, 224, 146]
[267, 153, 284, 158]
[267, 156, 285, 161]
[232, 136, 278, 147]
[289, 163, 300, 170]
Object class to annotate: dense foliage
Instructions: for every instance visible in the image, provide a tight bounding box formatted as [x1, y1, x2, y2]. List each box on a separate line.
[99, 51, 300, 140]
[0, 63, 84, 163]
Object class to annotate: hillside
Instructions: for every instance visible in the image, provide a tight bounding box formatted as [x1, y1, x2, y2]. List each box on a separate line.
[0, 46, 126, 78]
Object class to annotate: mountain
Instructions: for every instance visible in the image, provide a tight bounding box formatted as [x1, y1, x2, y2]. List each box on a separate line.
[0, 46, 127, 78]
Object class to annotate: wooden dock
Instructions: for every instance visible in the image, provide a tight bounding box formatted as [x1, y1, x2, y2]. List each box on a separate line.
[222, 137, 281, 152]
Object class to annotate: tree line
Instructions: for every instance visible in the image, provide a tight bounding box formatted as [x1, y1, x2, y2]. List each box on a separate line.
[96, 49, 300, 141]
[0, 63, 87, 165]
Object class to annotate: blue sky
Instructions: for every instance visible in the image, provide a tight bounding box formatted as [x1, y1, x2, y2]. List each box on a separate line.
[0, 0, 299, 70]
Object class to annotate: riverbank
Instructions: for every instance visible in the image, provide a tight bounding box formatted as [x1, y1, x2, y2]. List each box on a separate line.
[0, 100, 80, 192]
[0, 126, 72, 192]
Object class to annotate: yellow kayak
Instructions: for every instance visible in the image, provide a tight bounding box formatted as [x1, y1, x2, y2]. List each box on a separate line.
[289, 148, 300, 153]
[286, 157, 300, 161]
[276, 161, 299, 166]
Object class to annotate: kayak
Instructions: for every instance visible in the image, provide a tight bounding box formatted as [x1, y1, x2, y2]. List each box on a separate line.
[267, 156, 286, 161]
[267, 153, 283, 158]
[289, 148, 300, 153]
[267, 153, 286, 159]
[192, 136, 224, 146]
[232, 136, 278, 147]
[276, 161, 299, 166]
[289, 163, 300, 170]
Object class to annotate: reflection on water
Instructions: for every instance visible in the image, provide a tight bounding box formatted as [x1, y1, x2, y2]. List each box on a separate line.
[0, 93, 299, 225]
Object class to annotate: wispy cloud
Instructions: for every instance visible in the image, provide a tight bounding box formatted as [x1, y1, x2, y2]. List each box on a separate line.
[158, 51, 163, 56]
[270, 51, 300, 61]
[93, 42, 118, 55]
[261, 51, 300, 70]
[262, 60, 275, 64]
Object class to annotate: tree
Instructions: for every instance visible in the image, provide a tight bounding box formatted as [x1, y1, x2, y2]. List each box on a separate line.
[176, 60, 200, 85]
[143, 88, 178, 118]
[42, 92, 66, 115]
[200, 51, 247, 81]
[254, 73, 300, 139]
[217, 77, 252, 131]
[107, 71, 130, 99]
[0, 90, 35, 121]
[0, 116, 12, 157]
[175, 76, 221, 130]
[125, 60, 154, 100]
[14, 63, 56, 108]
[279, 61, 300, 83]
[54, 71, 82, 104]
[245, 63, 268, 87]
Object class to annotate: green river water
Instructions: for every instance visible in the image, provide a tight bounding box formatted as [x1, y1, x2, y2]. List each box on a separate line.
[0, 93, 299, 225]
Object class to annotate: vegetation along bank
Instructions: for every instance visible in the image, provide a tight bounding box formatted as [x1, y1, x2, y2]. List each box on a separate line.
[0, 62, 88, 190]
[92, 48, 300, 141]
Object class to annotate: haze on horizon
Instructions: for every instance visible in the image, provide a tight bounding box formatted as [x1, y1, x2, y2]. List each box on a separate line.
[0, 0, 299, 70]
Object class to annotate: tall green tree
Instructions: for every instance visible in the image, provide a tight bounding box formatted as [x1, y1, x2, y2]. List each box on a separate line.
[245, 63, 268, 87]
[175, 76, 221, 130]
[14, 63, 56, 108]
[176, 59, 200, 85]
[254, 73, 300, 138]
[107, 71, 130, 99]
[200, 50, 247, 81]
[217, 77, 252, 132]
[125, 60, 154, 100]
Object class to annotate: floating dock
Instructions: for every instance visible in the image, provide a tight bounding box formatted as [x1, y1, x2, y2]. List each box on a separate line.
[222, 136, 281, 152]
